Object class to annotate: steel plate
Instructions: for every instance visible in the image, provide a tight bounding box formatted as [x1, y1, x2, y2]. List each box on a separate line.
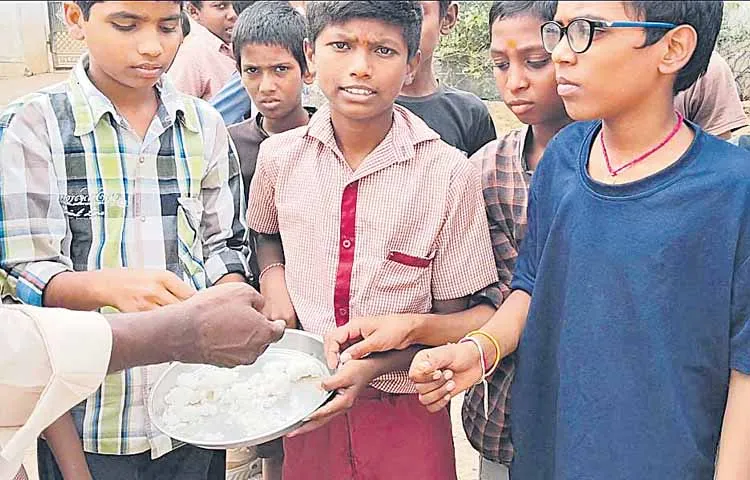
[148, 330, 334, 449]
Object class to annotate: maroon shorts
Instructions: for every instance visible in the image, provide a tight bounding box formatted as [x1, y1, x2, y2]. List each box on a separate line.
[283, 388, 457, 480]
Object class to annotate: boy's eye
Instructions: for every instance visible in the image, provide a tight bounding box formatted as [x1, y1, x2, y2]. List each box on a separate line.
[275, 66, 290, 73]
[160, 23, 179, 33]
[111, 22, 136, 31]
[493, 62, 509, 71]
[331, 42, 349, 50]
[244, 67, 259, 75]
[527, 58, 550, 69]
[375, 46, 394, 56]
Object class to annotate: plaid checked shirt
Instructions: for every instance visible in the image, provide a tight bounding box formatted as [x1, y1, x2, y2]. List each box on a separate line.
[0, 56, 249, 458]
[463, 126, 532, 465]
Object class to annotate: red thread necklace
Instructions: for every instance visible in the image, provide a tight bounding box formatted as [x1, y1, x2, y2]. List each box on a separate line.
[601, 111, 684, 177]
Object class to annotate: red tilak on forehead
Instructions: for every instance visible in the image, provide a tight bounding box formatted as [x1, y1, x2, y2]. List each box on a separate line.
[506, 39, 517, 49]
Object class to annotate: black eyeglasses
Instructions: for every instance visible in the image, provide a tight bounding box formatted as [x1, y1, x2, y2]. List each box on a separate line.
[541, 18, 676, 54]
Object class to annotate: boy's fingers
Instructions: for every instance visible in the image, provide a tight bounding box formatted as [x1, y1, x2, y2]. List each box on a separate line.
[288, 393, 350, 437]
[417, 381, 455, 406]
[308, 393, 349, 420]
[324, 325, 365, 368]
[341, 336, 381, 361]
[409, 362, 439, 384]
[424, 396, 451, 413]
[409, 347, 456, 380]
[321, 371, 353, 392]
[153, 289, 182, 307]
[323, 340, 341, 370]
[414, 378, 450, 396]
[161, 273, 196, 300]
[324, 328, 354, 368]
[409, 354, 450, 383]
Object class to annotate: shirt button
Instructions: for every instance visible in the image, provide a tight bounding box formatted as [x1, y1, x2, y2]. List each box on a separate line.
[139, 156, 145, 164]
[140, 216, 146, 222]
[342, 239, 352, 249]
[338, 308, 348, 316]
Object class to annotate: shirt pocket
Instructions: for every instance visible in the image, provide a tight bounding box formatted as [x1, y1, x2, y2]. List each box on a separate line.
[368, 250, 435, 314]
[387, 251, 434, 268]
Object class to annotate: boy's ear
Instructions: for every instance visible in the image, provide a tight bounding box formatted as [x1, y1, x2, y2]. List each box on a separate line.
[404, 50, 422, 86]
[63, 2, 86, 41]
[303, 38, 317, 79]
[657, 24, 698, 77]
[440, 2, 458, 35]
[187, 3, 201, 22]
[302, 68, 315, 86]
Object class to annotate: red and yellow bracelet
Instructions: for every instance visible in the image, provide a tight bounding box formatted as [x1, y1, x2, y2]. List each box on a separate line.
[466, 330, 501, 377]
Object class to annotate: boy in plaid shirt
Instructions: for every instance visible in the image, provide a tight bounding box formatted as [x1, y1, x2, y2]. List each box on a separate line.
[0, 1, 249, 478]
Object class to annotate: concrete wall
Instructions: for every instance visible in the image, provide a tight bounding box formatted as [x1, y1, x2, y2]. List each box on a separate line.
[0, 1, 51, 76]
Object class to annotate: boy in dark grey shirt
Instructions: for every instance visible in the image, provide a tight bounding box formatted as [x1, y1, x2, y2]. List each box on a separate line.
[397, 1, 496, 156]
[226, 4, 313, 477]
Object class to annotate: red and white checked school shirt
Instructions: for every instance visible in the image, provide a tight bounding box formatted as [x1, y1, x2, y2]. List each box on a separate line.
[246, 104, 498, 393]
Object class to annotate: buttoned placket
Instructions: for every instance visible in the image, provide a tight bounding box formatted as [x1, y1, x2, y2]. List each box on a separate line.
[125, 114, 168, 269]
[328, 130, 415, 327]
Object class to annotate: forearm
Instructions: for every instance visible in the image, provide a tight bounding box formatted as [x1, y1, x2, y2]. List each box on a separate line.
[215, 273, 246, 285]
[477, 289, 531, 360]
[43, 412, 91, 480]
[44, 271, 108, 311]
[106, 304, 191, 373]
[715, 369, 750, 479]
[410, 303, 496, 346]
[367, 346, 423, 378]
[255, 232, 285, 270]
[256, 232, 294, 326]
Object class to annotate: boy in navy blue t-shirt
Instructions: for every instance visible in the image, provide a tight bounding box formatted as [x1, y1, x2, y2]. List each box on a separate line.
[409, 2, 750, 478]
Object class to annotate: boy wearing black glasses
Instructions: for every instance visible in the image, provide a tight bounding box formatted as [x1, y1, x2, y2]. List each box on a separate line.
[409, 2, 750, 479]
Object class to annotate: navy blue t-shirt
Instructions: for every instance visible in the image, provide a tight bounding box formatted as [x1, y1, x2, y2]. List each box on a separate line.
[510, 121, 750, 480]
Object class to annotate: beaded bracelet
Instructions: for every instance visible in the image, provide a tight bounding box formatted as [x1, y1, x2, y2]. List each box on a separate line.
[466, 330, 501, 377]
[459, 336, 490, 417]
[258, 262, 285, 282]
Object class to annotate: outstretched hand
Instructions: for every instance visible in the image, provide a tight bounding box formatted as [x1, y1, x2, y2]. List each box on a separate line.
[287, 357, 380, 436]
[409, 343, 483, 412]
[323, 314, 416, 369]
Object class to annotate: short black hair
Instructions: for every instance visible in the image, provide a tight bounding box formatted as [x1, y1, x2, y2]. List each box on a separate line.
[625, 1, 723, 94]
[189, 1, 203, 10]
[489, 1, 557, 30]
[232, 1, 309, 74]
[233, 1, 257, 14]
[438, 1, 451, 19]
[181, 10, 191, 37]
[74, 1, 182, 20]
[306, 1, 422, 60]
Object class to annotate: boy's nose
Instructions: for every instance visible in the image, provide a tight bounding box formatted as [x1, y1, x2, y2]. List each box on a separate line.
[507, 65, 529, 92]
[551, 37, 575, 65]
[226, 6, 238, 22]
[138, 35, 164, 58]
[258, 73, 277, 93]
[348, 50, 372, 79]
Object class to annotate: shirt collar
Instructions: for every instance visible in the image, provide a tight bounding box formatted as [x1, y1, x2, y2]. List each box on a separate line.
[188, 19, 233, 57]
[305, 103, 440, 174]
[68, 54, 197, 136]
[517, 124, 533, 174]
